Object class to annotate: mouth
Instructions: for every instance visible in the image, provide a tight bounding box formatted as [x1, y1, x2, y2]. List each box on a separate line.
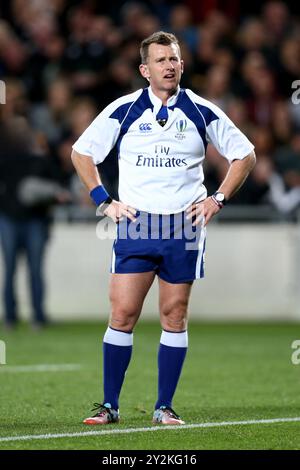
[163, 74, 175, 80]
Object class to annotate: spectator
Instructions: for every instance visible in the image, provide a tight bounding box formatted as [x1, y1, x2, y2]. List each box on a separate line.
[30, 77, 72, 147]
[202, 64, 233, 110]
[168, 4, 198, 53]
[0, 109, 70, 329]
[261, 1, 292, 46]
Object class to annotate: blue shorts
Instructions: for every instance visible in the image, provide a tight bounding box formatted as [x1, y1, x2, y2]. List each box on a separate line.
[110, 211, 206, 284]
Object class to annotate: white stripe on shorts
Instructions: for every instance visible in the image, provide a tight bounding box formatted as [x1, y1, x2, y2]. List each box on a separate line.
[195, 224, 206, 279]
[111, 246, 116, 273]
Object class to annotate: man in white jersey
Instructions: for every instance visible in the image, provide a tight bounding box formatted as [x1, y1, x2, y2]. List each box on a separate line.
[71, 31, 256, 426]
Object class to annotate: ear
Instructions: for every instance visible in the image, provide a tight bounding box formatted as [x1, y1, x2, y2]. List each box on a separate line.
[139, 63, 150, 80]
[181, 60, 184, 74]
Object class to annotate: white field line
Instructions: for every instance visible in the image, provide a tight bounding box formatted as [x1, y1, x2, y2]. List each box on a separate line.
[0, 364, 81, 373]
[1, 417, 300, 443]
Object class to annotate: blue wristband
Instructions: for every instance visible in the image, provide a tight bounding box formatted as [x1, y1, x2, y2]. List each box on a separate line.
[90, 185, 110, 206]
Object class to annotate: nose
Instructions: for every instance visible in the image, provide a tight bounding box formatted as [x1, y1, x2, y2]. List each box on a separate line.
[166, 60, 175, 70]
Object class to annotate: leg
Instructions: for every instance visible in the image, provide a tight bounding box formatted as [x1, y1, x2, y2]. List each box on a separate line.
[0, 216, 19, 325]
[154, 278, 192, 421]
[109, 271, 156, 331]
[24, 219, 49, 325]
[159, 278, 192, 332]
[103, 272, 155, 412]
[84, 271, 156, 424]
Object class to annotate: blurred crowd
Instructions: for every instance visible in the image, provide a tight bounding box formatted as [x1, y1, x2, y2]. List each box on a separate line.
[1, 0, 300, 218]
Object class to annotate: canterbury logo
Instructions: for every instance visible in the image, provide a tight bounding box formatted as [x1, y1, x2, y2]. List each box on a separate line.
[176, 119, 187, 132]
[139, 123, 152, 131]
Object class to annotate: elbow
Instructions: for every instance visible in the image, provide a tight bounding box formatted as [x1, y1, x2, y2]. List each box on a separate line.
[71, 149, 78, 167]
[251, 151, 256, 168]
[248, 151, 256, 171]
[71, 149, 83, 170]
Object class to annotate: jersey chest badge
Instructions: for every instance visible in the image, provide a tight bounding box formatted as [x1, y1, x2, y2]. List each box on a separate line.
[139, 122, 152, 133]
[175, 119, 187, 140]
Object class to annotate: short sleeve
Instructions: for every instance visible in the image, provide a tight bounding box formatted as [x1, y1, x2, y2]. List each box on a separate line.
[72, 103, 121, 164]
[206, 107, 254, 162]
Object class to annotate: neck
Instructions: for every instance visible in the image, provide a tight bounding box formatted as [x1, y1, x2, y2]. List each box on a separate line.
[150, 86, 178, 105]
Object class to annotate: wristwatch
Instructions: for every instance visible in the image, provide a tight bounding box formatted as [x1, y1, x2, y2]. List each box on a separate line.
[213, 192, 227, 205]
[96, 196, 113, 216]
[211, 192, 227, 208]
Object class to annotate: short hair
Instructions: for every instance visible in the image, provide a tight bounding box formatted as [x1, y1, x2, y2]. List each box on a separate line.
[140, 31, 180, 64]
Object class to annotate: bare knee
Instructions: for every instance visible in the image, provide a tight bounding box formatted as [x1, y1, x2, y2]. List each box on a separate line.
[160, 299, 188, 331]
[110, 307, 139, 332]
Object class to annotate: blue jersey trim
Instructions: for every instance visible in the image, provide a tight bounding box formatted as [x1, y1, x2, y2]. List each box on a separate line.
[116, 89, 153, 155]
[110, 88, 219, 156]
[109, 101, 134, 123]
[175, 90, 218, 151]
[195, 103, 219, 127]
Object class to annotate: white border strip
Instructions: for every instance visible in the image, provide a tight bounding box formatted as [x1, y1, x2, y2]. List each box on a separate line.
[195, 225, 206, 279]
[111, 246, 116, 274]
[104, 328, 133, 346]
[1, 417, 300, 443]
[0, 364, 81, 373]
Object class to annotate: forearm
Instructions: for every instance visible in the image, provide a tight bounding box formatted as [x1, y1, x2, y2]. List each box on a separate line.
[218, 151, 256, 200]
[71, 149, 101, 192]
[187, 151, 256, 226]
[71, 149, 136, 222]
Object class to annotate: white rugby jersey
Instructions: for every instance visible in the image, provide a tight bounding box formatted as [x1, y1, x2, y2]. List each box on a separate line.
[73, 86, 254, 214]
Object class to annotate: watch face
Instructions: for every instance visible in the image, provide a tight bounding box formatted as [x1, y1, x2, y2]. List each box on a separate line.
[215, 192, 225, 202]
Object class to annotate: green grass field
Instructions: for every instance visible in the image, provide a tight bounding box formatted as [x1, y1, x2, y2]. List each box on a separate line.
[0, 321, 300, 450]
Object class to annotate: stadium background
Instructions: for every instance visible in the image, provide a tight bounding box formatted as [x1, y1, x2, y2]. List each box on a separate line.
[1, 0, 300, 322]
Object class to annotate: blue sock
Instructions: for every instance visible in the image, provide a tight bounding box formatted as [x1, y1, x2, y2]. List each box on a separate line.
[103, 327, 133, 410]
[155, 330, 188, 409]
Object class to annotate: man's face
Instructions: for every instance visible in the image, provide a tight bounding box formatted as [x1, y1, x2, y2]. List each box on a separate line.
[139, 43, 184, 94]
